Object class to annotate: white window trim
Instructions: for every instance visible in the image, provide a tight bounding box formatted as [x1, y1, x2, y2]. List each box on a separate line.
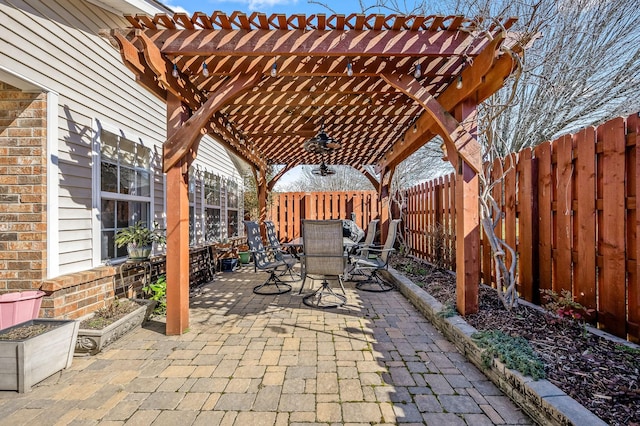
[92, 120, 156, 265]
[46, 91, 60, 279]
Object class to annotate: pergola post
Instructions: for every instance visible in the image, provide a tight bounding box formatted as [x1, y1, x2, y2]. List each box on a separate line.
[455, 161, 480, 314]
[382, 74, 483, 315]
[455, 101, 480, 315]
[257, 168, 269, 233]
[165, 93, 191, 335]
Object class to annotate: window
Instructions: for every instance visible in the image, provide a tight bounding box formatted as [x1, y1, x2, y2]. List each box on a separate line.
[100, 129, 152, 261]
[204, 171, 222, 242]
[188, 168, 244, 245]
[226, 179, 240, 237]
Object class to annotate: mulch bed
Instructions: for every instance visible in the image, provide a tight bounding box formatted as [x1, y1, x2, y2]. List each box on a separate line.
[0, 323, 56, 340]
[79, 298, 141, 330]
[390, 257, 640, 426]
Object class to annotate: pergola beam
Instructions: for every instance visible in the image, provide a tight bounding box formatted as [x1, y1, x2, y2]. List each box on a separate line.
[160, 29, 483, 57]
[377, 35, 509, 172]
[163, 73, 261, 172]
[177, 55, 472, 79]
[382, 73, 482, 172]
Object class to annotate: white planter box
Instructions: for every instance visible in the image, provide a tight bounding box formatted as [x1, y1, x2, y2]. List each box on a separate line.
[75, 299, 155, 356]
[0, 319, 80, 393]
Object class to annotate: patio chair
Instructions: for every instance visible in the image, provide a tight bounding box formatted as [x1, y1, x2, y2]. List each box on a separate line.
[264, 220, 299, 279]
[244, 220, 293, 295]
[348, 218, 379, 258]
[349, 219, 401, 292]
[300, 220, 348, 308]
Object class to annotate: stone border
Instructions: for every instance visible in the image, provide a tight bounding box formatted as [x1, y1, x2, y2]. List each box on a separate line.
[382, 267, 607, 426]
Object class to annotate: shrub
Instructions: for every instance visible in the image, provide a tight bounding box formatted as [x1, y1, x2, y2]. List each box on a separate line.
[540, 289, 594, 322]
[472, 330, 546, 380]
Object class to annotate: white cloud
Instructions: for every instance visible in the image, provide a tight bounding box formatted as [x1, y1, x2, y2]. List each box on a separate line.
[247, 0, 298, 10]
[164, 3, 191, 14]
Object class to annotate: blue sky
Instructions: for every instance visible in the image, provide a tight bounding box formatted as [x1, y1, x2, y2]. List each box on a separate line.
[164, 0, 383, 16]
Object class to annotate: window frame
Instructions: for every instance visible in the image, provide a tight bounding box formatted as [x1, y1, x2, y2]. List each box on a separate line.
[187, 167, 244, 245]
[94, 122, 155, 264]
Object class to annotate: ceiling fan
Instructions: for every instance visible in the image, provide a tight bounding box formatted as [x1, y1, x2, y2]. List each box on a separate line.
[311, 162, 336, 176]
[303, 123, 341, 154]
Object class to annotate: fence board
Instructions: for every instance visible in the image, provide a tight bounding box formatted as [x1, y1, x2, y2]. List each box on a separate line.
[444, 174, 453, 269]
[598, 117, 626, 337]
[574, 128, 597, 312]
[504, 153, 517, 275]
[450, 176, 456, 270]
[555, 134, 573, 293]
[535, 141, 553, 292]
[488, 158, 504, 288]
[517, 148, 536, 302]
[630, 114, 640, 339]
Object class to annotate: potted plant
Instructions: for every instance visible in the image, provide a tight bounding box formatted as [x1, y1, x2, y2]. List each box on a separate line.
[0, 318, 79, 392]
[75, 297, 156, 356]
[237, 244, 251, 264]
[114, 221, 166, 260]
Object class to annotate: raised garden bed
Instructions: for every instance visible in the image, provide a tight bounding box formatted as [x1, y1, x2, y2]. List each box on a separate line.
[75, 298, 155, 356]
[0, 319, 79, 393]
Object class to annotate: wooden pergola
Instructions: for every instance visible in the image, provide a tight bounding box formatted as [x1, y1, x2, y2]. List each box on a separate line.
[104, 11, 520, 334]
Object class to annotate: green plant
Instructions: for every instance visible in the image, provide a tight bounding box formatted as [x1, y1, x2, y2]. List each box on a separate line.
[472, 330, 546, 380]
[437, 302, 457, 318]
[540, 289, 594, 322]
[80, 299, 141, 329]
[114, 221, 166, 248]
[143, 275, 167, 315]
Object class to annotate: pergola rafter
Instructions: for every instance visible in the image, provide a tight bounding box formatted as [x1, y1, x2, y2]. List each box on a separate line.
[103, 10, 522, 335]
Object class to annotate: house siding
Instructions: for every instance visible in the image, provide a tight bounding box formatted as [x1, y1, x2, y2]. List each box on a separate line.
[1, 0, 242, 277]
[1, 0, 245, 318]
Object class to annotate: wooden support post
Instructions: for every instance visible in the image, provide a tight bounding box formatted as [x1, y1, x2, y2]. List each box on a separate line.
[165, 162, 190, 335]
[455, 101, 480, 315]
[257, 168, 268, 237]
[165, 93, 191, 335]
[456, 161, 480, 315]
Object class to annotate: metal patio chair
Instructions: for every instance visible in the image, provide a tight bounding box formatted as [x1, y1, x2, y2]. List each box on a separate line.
[349, 219, 401, 292]
[349, 219, 379, 258]
[264, 220, 299, 279]
[300, 220, 348, 308]
[244, 220, 294, 295]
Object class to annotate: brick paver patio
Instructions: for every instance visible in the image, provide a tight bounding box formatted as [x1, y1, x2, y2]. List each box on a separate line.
[0, 266, 532, 425]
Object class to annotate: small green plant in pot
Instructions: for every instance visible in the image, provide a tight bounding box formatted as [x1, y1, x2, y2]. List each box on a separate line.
[115, 221, 166, 260]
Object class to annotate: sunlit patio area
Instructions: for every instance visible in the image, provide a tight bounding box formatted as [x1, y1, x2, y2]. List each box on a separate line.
[0, 266, 531, 425]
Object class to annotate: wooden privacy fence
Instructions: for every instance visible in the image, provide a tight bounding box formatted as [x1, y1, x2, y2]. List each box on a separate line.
[267, 191, 380, 242]
[404, 112, 640, 340]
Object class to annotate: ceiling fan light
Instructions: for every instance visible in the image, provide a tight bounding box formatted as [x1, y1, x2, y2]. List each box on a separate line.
[303, 123, 341, 153]
[312, 162, 336, 176]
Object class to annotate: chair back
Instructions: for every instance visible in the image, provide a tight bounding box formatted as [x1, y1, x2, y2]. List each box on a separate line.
[360, 219, 380, 258]
[264, 220, 281, 249]
[380, 219, 401, 263]
[302, 220, 345, 276]
[244, 221, 270, 268]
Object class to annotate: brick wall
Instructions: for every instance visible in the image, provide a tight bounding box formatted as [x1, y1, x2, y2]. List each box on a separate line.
[40, 265, 152, 319]
[0, 82, 47, 292]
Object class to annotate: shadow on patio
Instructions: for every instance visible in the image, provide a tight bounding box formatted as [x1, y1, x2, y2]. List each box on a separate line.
[0, 265, 531, 425]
